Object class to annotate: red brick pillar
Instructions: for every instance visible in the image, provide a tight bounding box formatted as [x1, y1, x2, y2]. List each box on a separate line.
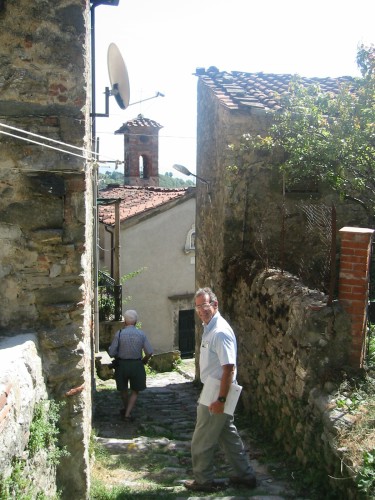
[339, 227, 374, 368]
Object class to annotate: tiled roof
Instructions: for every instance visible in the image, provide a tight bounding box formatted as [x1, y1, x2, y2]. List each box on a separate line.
[195, 66, 354, 112]
[115, 114, 163, 135]
[98, 185, 195, 226]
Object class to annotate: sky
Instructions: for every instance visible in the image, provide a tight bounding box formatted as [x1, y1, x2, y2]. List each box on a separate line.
[93, 0, 375, 176]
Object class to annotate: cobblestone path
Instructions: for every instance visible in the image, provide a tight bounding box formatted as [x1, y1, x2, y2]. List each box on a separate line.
[92, 359, 306, 499]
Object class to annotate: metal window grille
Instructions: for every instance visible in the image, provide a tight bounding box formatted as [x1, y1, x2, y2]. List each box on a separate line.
[98, 270, 122, 321]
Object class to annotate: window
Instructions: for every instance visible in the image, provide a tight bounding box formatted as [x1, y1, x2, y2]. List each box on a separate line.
[139, 155, 149, 179]
[184, 224, 195, 253]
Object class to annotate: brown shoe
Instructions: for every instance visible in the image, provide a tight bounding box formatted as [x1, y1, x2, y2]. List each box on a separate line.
[184, 479, 225, 492]
[229, 475, 257, 488]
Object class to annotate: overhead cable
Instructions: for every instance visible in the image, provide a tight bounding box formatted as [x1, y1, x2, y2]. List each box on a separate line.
[0, 122, 122, 164]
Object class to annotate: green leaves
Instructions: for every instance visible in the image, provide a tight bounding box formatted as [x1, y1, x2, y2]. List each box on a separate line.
[28, 400, 68, 465]
[232, 44, 375, 220]
[357, 450, 375, 497]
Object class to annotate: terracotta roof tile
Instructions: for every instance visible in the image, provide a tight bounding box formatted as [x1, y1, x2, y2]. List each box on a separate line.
[115, 114, 163, 135]
[195, 67, 354, 112]
[98, 185, 195, 226]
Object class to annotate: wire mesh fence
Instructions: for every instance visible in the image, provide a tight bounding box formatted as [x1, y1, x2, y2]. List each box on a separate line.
[296, 203, 336, 304]
[252, 201, 337, 303]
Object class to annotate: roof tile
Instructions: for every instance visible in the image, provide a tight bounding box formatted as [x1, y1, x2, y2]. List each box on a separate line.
[98, 185, 194, 226]
[196, 68, 354, 111]
[115, 114, 163, 135]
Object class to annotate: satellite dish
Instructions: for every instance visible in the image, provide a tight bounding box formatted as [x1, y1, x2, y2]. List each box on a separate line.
[107, 43, 130, 110]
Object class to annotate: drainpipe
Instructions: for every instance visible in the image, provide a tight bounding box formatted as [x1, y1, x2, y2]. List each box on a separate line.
[104, 225, 114, 277]
[114, 200, 120, 286]
[104, 205, 121, 321]
[90, 0, 121, 354]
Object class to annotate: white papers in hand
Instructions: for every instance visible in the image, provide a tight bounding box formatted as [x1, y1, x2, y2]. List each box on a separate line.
[199, 375, 242, 416]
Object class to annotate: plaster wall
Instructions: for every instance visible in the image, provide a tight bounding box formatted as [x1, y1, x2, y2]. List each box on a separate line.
[101, 197, 196, 353]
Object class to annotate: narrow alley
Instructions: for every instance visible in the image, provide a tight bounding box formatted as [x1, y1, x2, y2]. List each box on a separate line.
[92, 359, 308, 499]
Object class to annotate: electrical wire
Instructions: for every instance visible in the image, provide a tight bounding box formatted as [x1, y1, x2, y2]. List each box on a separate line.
[0, 129, 90, 160]
[0, 122, 123, 164]
[0, 122, 96, 155]
[96, 128, 196, 140]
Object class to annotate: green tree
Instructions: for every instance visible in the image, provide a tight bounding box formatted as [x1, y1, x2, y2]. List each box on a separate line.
[234, 44, 375, 222]
[98, 171, 195, 189]
[159, 172, 195, 188]
[98, 170, 124, 190]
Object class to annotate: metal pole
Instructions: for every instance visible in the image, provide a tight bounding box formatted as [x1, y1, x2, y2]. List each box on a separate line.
[328, 204, 337, 306]
[114, 201, 120, 285]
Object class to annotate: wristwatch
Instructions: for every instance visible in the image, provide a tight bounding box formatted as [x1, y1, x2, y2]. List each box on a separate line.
[217, 396, 226, 403]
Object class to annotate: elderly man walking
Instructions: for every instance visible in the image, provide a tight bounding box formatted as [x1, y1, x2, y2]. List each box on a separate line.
[108, 309, 153, 422]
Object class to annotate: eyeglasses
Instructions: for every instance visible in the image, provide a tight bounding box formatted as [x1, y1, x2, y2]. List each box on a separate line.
[195, 302, 214, 311]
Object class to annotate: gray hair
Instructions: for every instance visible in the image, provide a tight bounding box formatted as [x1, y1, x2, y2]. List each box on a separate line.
[124, 309, 138, 324]
[194, 287, 218, 303]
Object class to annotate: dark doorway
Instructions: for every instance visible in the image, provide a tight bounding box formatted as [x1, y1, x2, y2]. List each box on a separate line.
[178, 309, 195, 358]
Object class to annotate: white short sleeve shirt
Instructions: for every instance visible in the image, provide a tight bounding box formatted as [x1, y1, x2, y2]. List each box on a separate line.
[199, 312, 237, 383]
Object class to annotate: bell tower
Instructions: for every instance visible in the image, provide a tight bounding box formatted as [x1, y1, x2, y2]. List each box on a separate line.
[115, 114, 162, 186]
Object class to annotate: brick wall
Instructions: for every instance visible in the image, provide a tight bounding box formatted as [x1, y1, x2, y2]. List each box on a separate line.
[339, 227, 374, 367]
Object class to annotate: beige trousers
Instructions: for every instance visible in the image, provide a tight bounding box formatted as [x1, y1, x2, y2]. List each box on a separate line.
[191, 403, 254, 484]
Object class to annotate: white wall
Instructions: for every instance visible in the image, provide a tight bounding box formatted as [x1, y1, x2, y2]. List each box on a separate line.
[101, 197, 196, 353]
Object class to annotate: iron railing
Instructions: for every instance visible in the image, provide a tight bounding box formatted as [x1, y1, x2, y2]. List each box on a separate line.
[98, 270, 122, 321]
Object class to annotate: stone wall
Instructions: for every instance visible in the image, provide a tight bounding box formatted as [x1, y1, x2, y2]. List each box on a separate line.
[0, 1, 93, 497]
[99, 320, 124, 351]
[0, 334, 57, 497]
[224, 265, 357, 497]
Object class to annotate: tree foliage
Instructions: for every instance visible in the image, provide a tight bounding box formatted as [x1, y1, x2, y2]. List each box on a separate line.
[159, 172, 195, 188]
[98, 170, 195, 190]
[236, 44, 375, 219]
[98, 169, 124, 190]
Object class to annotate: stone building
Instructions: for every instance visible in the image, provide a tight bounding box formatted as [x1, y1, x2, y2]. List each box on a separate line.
[194, 66, 366, 299]
[0, 1, 95, 497]
[193, 67, 370, 497]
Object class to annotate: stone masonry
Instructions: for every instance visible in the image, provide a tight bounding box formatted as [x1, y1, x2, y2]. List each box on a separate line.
[0, 1, 93, 498]
[195, 263, 359, 498]
[194, 68, 371, 498]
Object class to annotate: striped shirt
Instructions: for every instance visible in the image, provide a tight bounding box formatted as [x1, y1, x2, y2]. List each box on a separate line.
[108, 325, 153, 359]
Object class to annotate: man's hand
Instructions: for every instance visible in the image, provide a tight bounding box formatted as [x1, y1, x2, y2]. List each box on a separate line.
[208, 363, 233, 414]
[142, 354, 152, 365]
[208, 399, 225, 414]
